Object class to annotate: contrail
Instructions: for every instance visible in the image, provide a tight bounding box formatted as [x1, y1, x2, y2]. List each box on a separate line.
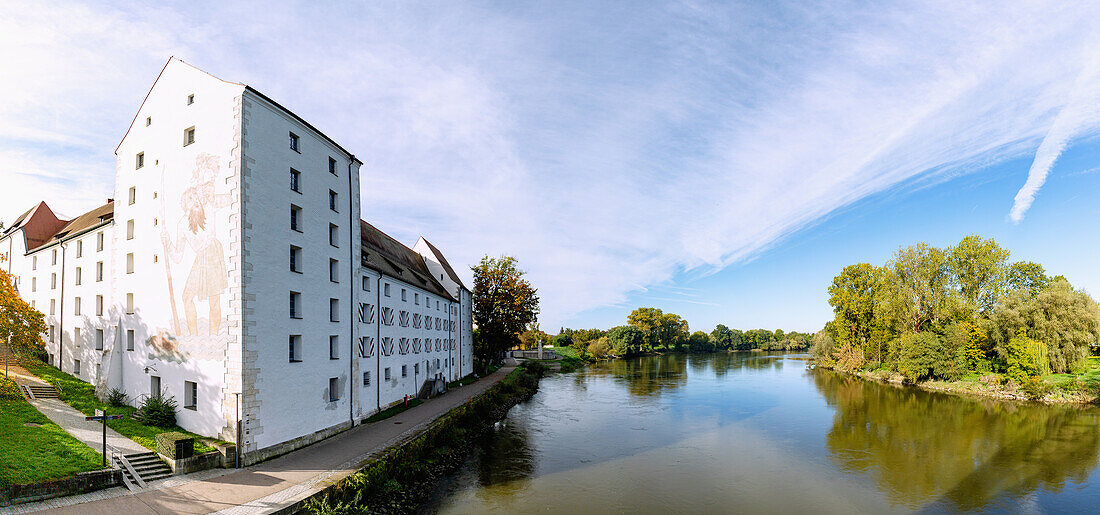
[1010, 57, 1100, 223]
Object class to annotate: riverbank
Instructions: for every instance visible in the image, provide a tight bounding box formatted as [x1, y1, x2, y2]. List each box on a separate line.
[302, 362, 547, 514]
[817, 356, 1100, 405]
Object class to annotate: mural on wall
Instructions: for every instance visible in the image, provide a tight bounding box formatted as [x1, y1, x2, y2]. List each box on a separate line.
[151, 152, 231, 363]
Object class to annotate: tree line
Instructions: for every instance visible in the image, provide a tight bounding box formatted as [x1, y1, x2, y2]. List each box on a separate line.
[546, 308, 811, 359]
[812, 235, 1100, 389]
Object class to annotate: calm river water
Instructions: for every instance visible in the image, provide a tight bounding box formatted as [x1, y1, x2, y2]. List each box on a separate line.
[426, 353, 1100, 513]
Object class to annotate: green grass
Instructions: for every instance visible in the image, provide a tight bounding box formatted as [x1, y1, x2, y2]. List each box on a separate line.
[1043, 356, 1100, 389]
[364, 399, 423, 424]
[447, 374, 479, 388]
[0, 376, 104, 488]
[19, 358, 221, 454]
[552, 346, 582, 360]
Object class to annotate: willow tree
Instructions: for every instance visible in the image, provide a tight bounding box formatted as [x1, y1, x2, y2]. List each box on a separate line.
[471, 256, 539, 365]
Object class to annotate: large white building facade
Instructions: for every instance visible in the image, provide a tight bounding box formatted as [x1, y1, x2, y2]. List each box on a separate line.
[0, 58, 473, 463]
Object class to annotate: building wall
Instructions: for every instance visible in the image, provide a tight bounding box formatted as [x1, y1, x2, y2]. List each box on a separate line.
[239, 89, 361, 453]
[113, 59, 245, 438]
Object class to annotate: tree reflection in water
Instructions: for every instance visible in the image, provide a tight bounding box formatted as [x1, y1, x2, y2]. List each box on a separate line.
[812, 370, 1100, 511]
[471, 415, 537, 494]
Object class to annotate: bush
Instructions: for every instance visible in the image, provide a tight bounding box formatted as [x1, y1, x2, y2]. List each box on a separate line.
[141, 392, 178, 428]
[892, 332, 960, 382]
[587, 338, 611, 359]
[1004, 331, 1041, 384]
[1, 375, 23, 400]
[155, 431, 194, 459]
[106, 387, 129, 407]
[1021, 376, 1052, 400]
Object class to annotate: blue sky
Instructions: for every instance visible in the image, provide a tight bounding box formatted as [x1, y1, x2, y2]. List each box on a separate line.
[1, 1, 1098, 332]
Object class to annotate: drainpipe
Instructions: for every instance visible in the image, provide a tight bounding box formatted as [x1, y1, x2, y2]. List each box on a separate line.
[347, 157, 356, 426]
[58, 241, 66, 374]
[376, 275, 381, 413]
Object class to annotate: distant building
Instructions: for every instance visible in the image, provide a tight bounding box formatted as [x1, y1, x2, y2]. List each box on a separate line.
[0, 57, 473, 463]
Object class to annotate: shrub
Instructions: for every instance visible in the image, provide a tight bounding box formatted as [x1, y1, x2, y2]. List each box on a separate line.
[1021, 376, 1052, 400]
[892, 332, 959, 382]
[141, 391, 178, 427]
[587, 338, 611, 359]
[1004, 331, 1041, 384]
[106, 387, 129, 407]
[155, 431, 194, 459]
[0, 375, 23, 400]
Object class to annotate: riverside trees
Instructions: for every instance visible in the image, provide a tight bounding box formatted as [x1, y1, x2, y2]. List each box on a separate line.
[472, 256, 540, 366]
[814, 235, 1100, 385]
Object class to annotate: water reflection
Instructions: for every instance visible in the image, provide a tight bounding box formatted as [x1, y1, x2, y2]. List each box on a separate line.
[813, 370, 1100, 511]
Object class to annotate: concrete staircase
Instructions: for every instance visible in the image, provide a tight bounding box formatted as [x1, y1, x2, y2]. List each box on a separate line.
[21, 383, 60, 399]
[115, 452, 173, 489]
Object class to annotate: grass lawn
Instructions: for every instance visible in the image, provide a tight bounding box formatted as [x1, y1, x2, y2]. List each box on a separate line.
[19, 358, 221, 454]
[363, 399, 423, 423]
[552, 346, 581, 360]
[448, 374, 479, 388]
[0, 376, 104, 488]
[1043, 356, 1100, 389]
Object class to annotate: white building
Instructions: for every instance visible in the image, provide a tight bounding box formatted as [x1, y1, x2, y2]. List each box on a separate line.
[0, 57, 473, 463]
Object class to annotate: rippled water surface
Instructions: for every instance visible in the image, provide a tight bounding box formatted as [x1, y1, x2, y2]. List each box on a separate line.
[426, 353, 1100, 513]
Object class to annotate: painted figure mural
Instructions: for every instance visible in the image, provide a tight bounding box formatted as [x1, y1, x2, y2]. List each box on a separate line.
[161, 153, 231, 339]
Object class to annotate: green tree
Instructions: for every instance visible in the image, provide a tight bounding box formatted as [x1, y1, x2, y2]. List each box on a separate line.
[0, 266, 46, 356]
[471, 256, 539, 365]
[710, 324, 734, 350]
[948, 235, 1010, 314]
[1006, 261, 1049, 298]
[881, 243, 954, 334]
[890, 332, 960, 382]
[656, 313, 689, 351]
[985, 277, 1100, 373]
[606, 325, 644, 356]
[828, 263, 887, 362]
[687, 331, 713, 352]
[627, 307, 664, 352]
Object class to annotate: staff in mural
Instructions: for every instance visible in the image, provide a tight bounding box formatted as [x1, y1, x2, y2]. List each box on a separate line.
[161, 153, 231, 338]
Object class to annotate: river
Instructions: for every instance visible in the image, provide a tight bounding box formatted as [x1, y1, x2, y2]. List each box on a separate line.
[425, 352, 1100, 513]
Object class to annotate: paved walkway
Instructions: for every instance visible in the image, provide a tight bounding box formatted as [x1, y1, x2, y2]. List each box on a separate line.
[4, 360, 149, 456]
[4, 366, 515, 514]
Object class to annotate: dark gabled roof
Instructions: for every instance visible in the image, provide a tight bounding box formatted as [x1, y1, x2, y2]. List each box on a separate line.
[361, 220, 454, 301]
[3, 201, 68, 250]
[34, 201, 114, 250]
[419, 237, 467, 291]
[2, 205, 36, 236]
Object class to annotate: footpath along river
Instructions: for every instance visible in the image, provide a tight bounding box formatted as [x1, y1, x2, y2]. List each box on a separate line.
[425, 352, 1100, 513]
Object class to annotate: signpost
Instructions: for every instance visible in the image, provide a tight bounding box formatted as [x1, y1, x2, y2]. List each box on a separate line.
[86, 409, 125, 466]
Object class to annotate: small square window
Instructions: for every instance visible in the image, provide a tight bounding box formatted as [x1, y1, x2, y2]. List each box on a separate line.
[184, 381, 197, 410]
[384, 367, 391, 380]
[136, 152, 144, 169]
[289, 132, 300, 152]
[290, 169, 301, 192]
[290, 205, 302, 231]
[184, 127, 196, 146]
[363, 371, 370, 386]
[362, 276, 370, 291]
[289, 335, 302, 362]
[329, 335, 339, 359]
[187, 94, 194, 105]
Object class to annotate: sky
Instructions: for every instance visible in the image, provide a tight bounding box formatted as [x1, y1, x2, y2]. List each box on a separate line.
[1, 1, 1099, 333]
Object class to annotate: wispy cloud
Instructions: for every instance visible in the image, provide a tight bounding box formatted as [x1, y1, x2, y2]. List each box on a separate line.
[2, 1, 1099, 326]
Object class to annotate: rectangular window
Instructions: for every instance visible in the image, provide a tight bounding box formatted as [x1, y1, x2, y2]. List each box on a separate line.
[414, 293, 419, 305]
[363, 371, 370, 386]
[52, 249, 57, 265]
[76, 240, 83, 257]
[290, 246, 302, 273]
[49, 325, 55, 343]
[187, 93, 194, 105]
[402, 365, 407, 378]
[96, 295, 104, 316]
[74, 267, 82, 285]
[290, 168, 301, 192]
[136, 152, 144, 169]
[51, 272, 57, 289]
[96, 261, 104, 281]
[127, 330, 135, 351]
[328, 377, 339, 402]
[184, 381, 197, 410]
[362, 276, 370, 291]
[50, 299, 55, 315]
[329, 259, 339, 282]
[128, 187, 136, 205]
[31, 277, 36, 292]
[384, 283, 391, 297]
[329, 157, 337, 175]
[290, 292, 301, 318]
[329, 224, 338, 247]
[289, 335, 302, 362]
[73, 327, 81, 347]
[126, 293, 134, 314]
[127, 219, 134, 240]
[329, 298, 339, 322]
[329, 190, 338, 211]
[32, 256, 37, 270]
[146, 116, 152, 126]
[290, 205, 302, 231]
[183, 126, 195, 146]
[96, 329, 104, 350]
[384, 367, 391, 381]
[150, 376, 161, 398]
[358, 336, 373, 357]
[414, 363, 419, 375]
[97, 232, 104, 252]
[401, 289, 407, 301]
[289, 132, 300, 152]
[126, 253, 134, 274]
[74, 297, 81, 316]
[329, 335, 339, 359]
[74, 360, 80, 375]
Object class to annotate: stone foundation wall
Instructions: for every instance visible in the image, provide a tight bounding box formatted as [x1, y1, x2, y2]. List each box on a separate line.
[0, 469, 120, 506]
